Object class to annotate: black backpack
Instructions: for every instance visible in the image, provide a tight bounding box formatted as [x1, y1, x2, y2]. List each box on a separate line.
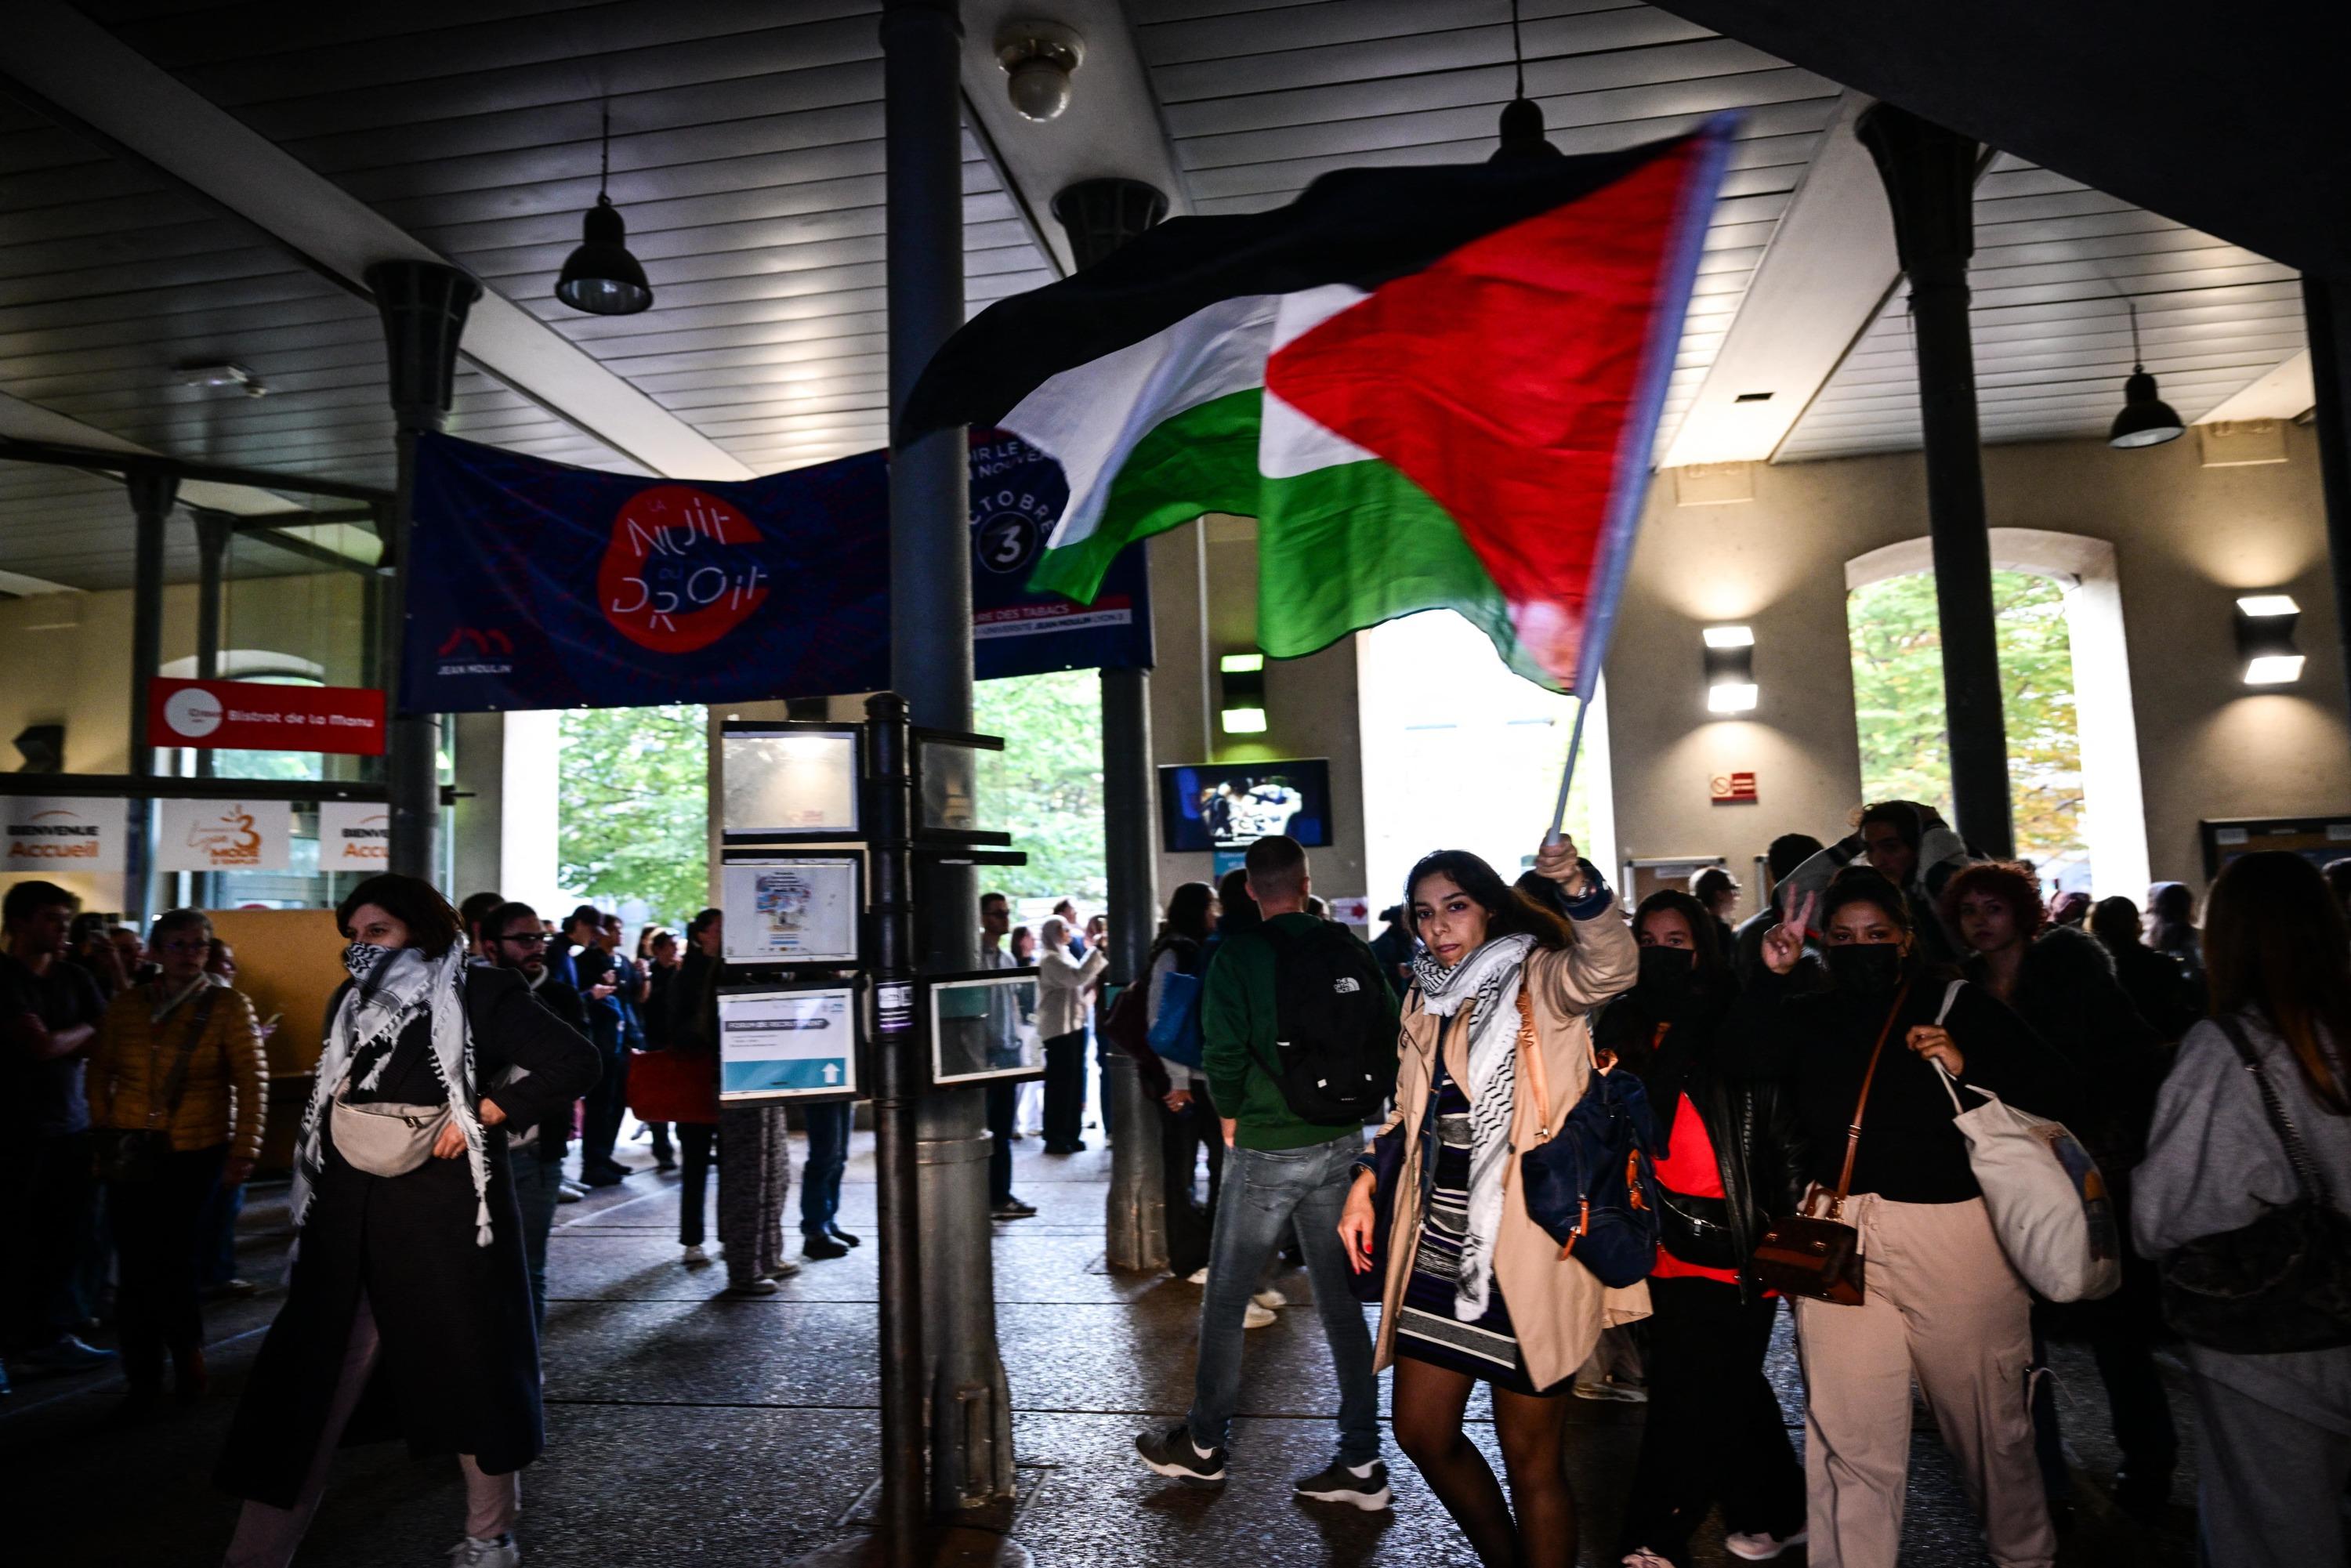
[1250, 922, 1396, 1123]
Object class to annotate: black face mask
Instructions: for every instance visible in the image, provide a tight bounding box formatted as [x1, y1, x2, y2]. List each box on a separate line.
[1638, 944, 1696, 996]
[1824, 942, 1904, 995]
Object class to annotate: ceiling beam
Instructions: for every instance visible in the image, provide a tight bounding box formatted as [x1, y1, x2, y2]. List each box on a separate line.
[0, 389, 310, 516]
[0, 1, 753, 483]
[2197, 350, 2315, 425]
[957, 0, 1192, 277]
[1660, 92, 1900, 469]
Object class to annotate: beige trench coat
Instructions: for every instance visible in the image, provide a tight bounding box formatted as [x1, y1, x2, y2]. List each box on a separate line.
[1370, 915, 1648, 1392]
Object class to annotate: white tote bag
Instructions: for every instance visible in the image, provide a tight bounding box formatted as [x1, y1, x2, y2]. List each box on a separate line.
[1933, 981, 2124, 1303]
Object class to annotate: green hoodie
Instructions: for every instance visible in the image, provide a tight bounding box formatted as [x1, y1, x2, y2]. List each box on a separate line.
[1203, 912, 1400, 1151]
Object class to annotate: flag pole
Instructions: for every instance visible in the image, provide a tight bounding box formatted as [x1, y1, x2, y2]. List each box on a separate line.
[1544, 687, 1589, 846]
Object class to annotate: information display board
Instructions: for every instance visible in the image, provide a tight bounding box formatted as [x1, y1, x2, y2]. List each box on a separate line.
[721, 723, 860, 842]
[927, 969, 1042, 1086]
[721, 854, 861, 967]
[717, 983, 860, 1102]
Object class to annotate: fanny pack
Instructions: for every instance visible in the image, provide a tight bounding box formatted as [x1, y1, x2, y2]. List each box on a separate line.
[331, 1086, 450, 1178]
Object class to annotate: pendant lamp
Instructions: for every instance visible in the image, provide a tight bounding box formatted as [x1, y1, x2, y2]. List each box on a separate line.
[556, 106, 652, 317]
[2107, 299, 2183, 448]
[1488, 0, 1562, 164]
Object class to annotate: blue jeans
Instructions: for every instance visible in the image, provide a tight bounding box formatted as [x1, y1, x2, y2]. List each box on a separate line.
[800, 1102, 850, 1238]
[198, 1178, 245, 1287]
[510, 1153, 566, 1331]
[1188, 1131, 1379, 1465]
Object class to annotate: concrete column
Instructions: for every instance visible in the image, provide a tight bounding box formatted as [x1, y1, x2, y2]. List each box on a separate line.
[2304, 277, 2351, 732]
[364, 259, 481, 888]
[1857, 106, 2014, 859]
[124, 465, 179, 924]
[191, 507, 234, 904]
[881, 0, 1011, 1519]
[1052, 176, 1172, 1273]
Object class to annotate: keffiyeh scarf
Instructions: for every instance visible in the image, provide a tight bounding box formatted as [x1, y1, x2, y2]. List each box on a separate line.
[292, 943, 494, 1248]
[1411, 932, 1535, 1320]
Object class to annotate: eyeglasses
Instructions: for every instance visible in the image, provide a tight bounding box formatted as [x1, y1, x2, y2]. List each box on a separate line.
[498, 931, 548, 947]
[156, 939, 212, 954]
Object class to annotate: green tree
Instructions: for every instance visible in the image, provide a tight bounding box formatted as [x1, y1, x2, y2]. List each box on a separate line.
[974, 669, 1107, 904]
[1846, 570, 2085, 869]
[557, 703, 709, 925]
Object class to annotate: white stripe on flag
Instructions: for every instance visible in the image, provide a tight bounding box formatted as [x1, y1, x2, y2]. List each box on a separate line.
[1261, 284, 1378, 480]
[1002, 294, 1276, 551]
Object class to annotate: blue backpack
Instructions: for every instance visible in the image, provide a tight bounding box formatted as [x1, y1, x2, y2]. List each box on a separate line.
[1511, 990, 1661, 1288]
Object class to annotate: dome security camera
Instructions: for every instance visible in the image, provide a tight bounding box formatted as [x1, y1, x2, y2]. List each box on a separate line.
[995, 20, 1085, 122]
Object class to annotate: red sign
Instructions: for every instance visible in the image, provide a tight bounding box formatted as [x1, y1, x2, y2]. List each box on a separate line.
[147, 678, 386, 756]
[1710, 770, 1758, 805]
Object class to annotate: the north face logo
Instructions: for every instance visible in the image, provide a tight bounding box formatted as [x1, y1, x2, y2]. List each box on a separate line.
[1332, 976, 1361, 994]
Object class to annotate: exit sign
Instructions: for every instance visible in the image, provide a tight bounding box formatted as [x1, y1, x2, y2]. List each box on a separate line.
[1711, 770, 1758, 805]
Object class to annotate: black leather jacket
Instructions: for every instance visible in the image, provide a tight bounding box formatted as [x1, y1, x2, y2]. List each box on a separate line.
[1596, 976, 1810, 1304]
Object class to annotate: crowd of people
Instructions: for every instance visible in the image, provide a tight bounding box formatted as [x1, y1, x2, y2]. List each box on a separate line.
[1120, 802, 2349, 1568]
[4, 790, 2347, 1568]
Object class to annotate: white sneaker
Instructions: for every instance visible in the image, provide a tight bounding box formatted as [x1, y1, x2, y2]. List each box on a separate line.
[1185, 1267, 1210, 1285]
[1572, 1377, 1647, 1403]
[728, 1276, 779, 1297]
[553, 1184, 581, 1205]
[766, 1258, 802, 1280]
[1252, 1287, 1288, 1309]
[1723, 1528, 1807, 1561]
[680, 1244, 711, 1268]
[447, 1536, 520, 1567]
[1243, 1302, 1277, 1330]
[1620, 1552, 1672, 1568]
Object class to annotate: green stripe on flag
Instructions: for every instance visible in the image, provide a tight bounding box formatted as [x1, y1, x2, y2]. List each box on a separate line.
[1256, 458, 1555, 690]
[1025, 389, 1264, 602]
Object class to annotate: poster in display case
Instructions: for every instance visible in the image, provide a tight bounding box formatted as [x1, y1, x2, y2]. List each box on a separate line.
[716, 982, 861, 1102]
[721, 853, 861, 967]
[721, 722, 860, 842]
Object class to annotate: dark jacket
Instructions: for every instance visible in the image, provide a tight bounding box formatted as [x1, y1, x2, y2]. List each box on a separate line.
[1597, 973, 1808, 1303]
[1963, 923, 2164, 1167]
[218, 965, 597, 1508]
[2097, 932, 2202, 1044]
[518, 973, 591, 1161]
[1726, 964, 2081, 1205]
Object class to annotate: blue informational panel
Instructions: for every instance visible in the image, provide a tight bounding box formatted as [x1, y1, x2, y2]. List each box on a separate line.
[717, 983, 860, 1102]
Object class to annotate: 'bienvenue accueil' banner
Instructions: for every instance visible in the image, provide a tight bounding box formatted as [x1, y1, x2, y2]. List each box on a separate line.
[401, 430, 1150, 715]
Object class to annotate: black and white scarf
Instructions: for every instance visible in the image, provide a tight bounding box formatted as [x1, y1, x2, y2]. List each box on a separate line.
[1411, 932, 1534, 1319]
[292, 944, 494, 1248]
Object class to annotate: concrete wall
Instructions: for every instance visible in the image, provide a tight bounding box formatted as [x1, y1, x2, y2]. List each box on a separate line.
[1608, 423, 2346, 905]
[1147, 515, 1374, 916]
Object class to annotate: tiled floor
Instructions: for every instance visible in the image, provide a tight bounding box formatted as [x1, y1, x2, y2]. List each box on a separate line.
[6, 1128, 2202, 1566]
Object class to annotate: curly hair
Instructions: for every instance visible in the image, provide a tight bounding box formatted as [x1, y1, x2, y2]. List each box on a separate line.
[1938, 860, 2045, 942]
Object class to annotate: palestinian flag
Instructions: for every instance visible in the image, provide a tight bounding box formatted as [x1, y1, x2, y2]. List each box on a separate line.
[900, 120, 1732, 692]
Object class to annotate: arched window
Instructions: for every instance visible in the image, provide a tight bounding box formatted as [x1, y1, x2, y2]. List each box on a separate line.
[1844, 530, 2149, 896]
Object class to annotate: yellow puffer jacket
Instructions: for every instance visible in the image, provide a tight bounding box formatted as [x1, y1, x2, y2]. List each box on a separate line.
[88, 982, 268, 1164]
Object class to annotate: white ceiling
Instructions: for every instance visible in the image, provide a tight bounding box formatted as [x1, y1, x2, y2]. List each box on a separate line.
[0, 0, 2313, 591]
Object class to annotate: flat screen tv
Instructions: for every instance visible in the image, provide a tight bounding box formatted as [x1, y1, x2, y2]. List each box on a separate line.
[1157, 759, 1333, 853]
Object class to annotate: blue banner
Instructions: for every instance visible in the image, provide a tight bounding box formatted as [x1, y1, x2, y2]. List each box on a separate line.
[401, 431, 1150, 715]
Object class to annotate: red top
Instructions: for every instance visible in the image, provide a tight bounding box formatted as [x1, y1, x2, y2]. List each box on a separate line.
[1652, 1091, 1743, 1285]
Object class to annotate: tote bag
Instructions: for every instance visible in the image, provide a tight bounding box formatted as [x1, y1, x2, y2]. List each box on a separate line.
[1933, 981, 2122, 1303]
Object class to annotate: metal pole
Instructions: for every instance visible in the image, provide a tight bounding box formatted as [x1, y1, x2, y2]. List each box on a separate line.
[2303, 277, 2351, 729]
[364, 259, 481, 888]
[191, 509, 232, 905]
[125, 465, 178, 926]
[882, 0, 1011, 1521]
[1052, 176, 1172, 1274]
[864, 691, 927, 1568]
[1858, 106, 2014, 860]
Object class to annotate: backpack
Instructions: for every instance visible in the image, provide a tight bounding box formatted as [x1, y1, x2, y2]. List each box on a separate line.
[1512, 990, 1662, 1288]
[1148, 968, 1205, 1070]
[1252, 921, 1396, 1123]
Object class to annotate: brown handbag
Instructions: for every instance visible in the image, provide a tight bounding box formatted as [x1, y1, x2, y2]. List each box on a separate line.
[1749, 980, 1911, 1305]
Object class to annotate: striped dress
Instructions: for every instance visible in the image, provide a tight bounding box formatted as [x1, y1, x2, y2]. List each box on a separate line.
[1393, 1057, 1560, 1396]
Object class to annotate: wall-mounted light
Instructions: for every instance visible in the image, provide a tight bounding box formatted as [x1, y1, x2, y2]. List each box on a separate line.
[555, 105, 652, 316]
[1704, 624, 1758, 713]
[2234, 593, 2304, 685]
[1219, 652, 1267, 734]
